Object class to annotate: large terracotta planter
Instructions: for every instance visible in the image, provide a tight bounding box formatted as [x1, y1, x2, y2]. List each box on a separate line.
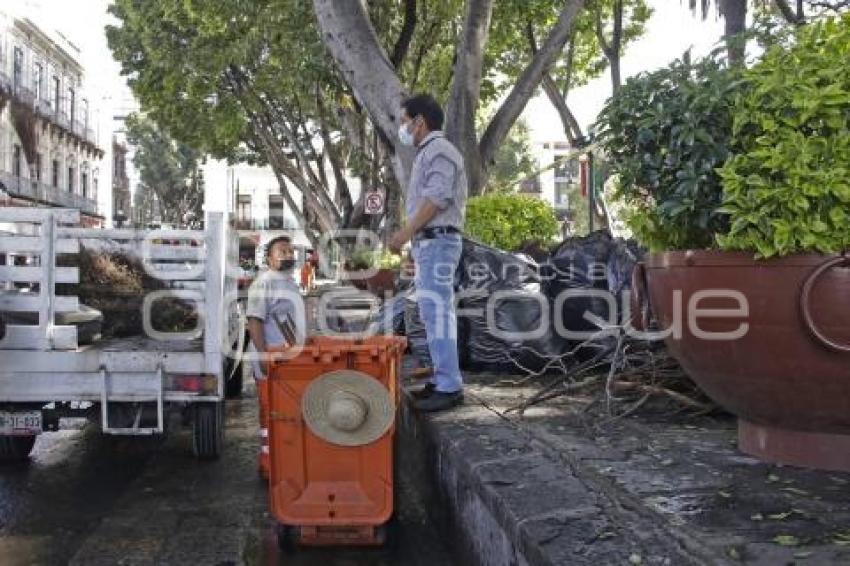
[640, 250, 850, 471]
[344, 268, 397, 297]
[366, 268, 397, 297]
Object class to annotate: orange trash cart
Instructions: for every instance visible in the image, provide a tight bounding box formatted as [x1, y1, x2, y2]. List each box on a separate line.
[266, 336, 406, 548]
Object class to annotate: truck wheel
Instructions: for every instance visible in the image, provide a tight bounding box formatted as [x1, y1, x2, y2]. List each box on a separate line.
[0, 435, 36, 462]
[224, 357, 244, 399]
[192, 401, 224, 460]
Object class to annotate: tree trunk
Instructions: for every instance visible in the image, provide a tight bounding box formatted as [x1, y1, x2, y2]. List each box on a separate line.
[594, 1, 622, 94]
[720, 0, 747, 66]
[313, 0, 585, 199]
[611, 0, 623, 93]
[312, 0, 414, 188]
[445, 0, 494, 197]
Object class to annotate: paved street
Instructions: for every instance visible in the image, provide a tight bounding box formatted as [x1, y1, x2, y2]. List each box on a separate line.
[0, 373, 454, 565]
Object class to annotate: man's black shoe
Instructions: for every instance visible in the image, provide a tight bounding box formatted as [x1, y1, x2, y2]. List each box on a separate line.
[413, 390, 464, 413]
[410, 382, 436, 400]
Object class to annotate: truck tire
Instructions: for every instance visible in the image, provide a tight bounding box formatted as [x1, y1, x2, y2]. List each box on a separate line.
[192, 401, 224, 460]
[224, 357, 244, 399]
[0, 435, 36, 461]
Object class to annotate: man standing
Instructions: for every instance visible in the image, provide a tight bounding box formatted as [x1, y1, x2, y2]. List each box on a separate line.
[246, 235, 306, 477]
[389, 94, 467, 413]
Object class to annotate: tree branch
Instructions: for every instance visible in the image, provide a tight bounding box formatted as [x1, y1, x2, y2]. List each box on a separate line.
[479, 0, 586, 176]
[409, 19, 441, 92]
[317, 85, 354, 220]
[526, 21, 583, 144]
[594, 5, 612, 58]
[774, 0, 804, 24]
[390, 0, 417, 68]
[809, 0, 850, 12]
[562, 35, 576, 100]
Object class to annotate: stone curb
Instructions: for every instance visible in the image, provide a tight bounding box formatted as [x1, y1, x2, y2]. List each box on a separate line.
[398, 391, 719, 566]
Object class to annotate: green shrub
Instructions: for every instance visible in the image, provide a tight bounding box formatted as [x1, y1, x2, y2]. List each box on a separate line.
[347, 249, 401, 270]
[594, 53, 742, 251]
[464, 193, 559, 251]
[717, 14, 850, 257]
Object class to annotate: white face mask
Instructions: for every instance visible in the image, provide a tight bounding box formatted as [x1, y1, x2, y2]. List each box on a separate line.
[398, 121, 415, 147]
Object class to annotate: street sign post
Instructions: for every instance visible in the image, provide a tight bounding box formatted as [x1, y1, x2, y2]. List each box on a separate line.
[365, 190, 385, 215]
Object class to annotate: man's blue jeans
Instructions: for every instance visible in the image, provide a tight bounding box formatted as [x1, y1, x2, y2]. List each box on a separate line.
[412, 233, 463, 393]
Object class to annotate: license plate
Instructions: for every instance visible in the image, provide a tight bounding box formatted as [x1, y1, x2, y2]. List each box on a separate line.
[0, 411, 42, 435]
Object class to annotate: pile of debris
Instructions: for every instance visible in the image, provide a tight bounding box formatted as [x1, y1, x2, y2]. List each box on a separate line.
[57, 248, 198, 339]
[369, 231, 715, 417]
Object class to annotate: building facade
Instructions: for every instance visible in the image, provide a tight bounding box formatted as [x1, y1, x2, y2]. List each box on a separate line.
[111, 135, 130, 227]
[0, 13, 104, 227]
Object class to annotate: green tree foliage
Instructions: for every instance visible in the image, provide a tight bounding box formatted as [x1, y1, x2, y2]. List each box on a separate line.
[465, 193, 559, 251]
[125, 114, 204, 227]
[594, 52, 741, 251]
[481, 117, 537, 193]
[107, 0, 356, 241]
[717, 13, 850, 257]
[508, 0, 651, 142]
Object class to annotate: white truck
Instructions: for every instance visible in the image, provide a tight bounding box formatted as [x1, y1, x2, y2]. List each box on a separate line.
[0, 207, 243, 460]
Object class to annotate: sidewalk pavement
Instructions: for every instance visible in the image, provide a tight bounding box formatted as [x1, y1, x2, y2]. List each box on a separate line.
[400, 361, 850, 566]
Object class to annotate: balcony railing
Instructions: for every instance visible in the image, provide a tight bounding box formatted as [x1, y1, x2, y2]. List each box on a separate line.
[35, 98, 52, 116]
[0, 70, 11, 94]
[12, 83, 35, 106]
[72, 118, 85, 138]
[233, 217, 294, 231]
[55, 109, 70, 130]
[1, 81, 102, 153]
[0, 171, 98, 216]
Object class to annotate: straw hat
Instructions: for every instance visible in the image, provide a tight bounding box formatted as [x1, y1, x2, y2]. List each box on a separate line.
[302, 370, 395, 447]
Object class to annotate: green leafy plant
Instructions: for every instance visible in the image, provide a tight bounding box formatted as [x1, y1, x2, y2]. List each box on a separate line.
[594, 52, 742, 251]
[347, 249, 402, 271]
[464, 193, 559, 251]
[717, 14, 850, 257]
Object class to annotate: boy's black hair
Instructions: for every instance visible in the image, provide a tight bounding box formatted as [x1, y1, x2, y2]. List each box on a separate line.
[265, 235, 292, 257]
[401, 94, 444, 131]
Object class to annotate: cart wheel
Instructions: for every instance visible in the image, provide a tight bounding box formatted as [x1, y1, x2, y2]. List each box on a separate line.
[0, 435, 36, 462]
[192, 401, 224, 460]
[276, 524, 298, 553]
[375, 515, 400, 549]
[224, 357, 244, 399]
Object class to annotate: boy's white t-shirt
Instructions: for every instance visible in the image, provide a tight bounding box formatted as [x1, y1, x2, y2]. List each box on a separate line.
[245, 268, 306, 379]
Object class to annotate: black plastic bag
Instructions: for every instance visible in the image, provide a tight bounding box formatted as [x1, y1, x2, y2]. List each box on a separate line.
[455, 238, 569, 373]
[404, 290, 432, 368]
[543, 230, 617, 337]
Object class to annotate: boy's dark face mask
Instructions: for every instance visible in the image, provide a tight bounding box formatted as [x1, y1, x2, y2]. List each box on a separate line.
[277, 258, 296, 272]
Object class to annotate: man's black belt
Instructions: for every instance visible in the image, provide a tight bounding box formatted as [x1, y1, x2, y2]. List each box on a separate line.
[418, 226, 461, 239]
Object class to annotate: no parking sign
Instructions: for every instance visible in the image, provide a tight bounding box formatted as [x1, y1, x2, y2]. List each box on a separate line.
[365, 190, 385, 215]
